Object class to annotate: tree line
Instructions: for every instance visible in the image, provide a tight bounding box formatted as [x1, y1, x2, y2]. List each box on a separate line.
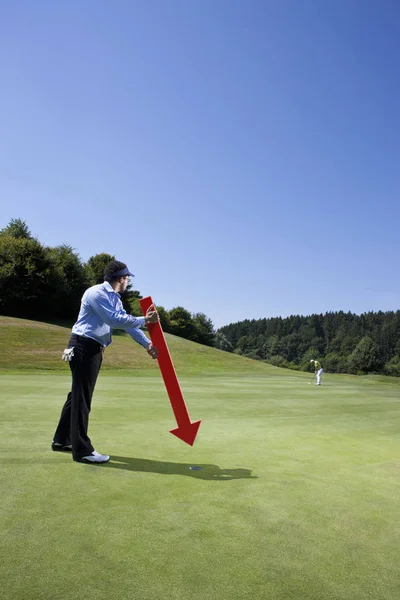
[1, 218, 399, 376]
[0, 218, 215, 346]
[218, 311, 400, 376]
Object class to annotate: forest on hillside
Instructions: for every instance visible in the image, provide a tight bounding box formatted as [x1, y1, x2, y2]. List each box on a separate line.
[219, 311, 400, 376]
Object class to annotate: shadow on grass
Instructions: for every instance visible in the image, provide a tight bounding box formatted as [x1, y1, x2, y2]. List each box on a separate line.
[104, 456, 257, 480]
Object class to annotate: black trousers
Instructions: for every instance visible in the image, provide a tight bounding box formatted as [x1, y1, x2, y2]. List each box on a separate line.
[53, 334, 103, 459]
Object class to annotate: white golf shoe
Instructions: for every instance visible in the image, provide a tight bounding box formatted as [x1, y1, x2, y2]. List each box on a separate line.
[74, 450, 110, 464]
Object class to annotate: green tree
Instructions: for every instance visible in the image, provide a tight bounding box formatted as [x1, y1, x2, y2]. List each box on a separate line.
[236, 335, 249, 354]
[324, 353, 348, 373]
[155, 306, 172, 332]
[384, 355, 400, 377]
[85, 253, 115, 285]
[0, 218, 33, 239]
[0, 235, 61, 318]
[348, 336, 379, 373]
[127, 291, 144, 317]
[269, 355, 289, 368]
[47, 245, 90, 319]
[214, 332, 233, 352]
[168, 307, 196, 340]
[299, 348, 320, 371]
[378, 319, 397, 365]
[265, 335, 279, 358]
[192, 312, 215, 347]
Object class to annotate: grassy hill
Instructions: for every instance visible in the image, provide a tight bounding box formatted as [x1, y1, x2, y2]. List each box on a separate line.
[0, 315, 281, 376]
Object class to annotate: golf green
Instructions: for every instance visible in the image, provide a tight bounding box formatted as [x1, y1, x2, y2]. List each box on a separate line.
[1, 371, 400, 600]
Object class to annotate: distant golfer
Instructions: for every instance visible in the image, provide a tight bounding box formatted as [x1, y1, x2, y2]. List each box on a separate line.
[52, 260, 159, 464]
[310, 359, 323, 386]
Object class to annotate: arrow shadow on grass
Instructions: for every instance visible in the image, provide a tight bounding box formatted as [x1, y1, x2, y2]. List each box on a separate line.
[104, 456, 257, 480]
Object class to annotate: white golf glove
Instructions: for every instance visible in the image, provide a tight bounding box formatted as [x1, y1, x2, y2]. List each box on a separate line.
[62, 348, 74, 362]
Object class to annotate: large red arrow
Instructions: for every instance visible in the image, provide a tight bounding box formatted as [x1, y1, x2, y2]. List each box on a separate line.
[140, 296, 201, 446]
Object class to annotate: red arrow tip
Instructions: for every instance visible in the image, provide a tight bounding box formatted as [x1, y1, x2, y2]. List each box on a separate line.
[170, 420, 201, 446]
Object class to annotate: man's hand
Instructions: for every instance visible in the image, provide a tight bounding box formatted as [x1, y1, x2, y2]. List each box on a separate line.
[145, 306, 159, 324]
[147, 342, 159, 359]
[62, 348, 74, 362]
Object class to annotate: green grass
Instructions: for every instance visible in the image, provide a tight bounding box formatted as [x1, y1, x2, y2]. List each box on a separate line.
[1, 317, 400, 599]
[0, 315, 281, 375]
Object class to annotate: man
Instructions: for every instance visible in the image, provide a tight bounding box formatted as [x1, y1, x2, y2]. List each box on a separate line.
[52, 260, 159, 464]
[310, 359, 323, 386]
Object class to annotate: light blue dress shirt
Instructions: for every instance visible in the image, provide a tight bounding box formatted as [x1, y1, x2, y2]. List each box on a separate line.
[71, 282, 149, 348]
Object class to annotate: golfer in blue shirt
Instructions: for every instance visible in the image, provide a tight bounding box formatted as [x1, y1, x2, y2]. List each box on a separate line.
[52, 260, 159, 464]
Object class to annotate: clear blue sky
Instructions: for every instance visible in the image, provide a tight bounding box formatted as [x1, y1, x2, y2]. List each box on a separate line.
[1, 0, 399, 328]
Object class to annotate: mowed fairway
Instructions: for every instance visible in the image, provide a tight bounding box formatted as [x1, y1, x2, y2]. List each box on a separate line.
[1, 319, 400, 599]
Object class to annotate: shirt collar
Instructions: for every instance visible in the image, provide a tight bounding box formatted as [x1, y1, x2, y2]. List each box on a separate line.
[103, 281, 120, 297]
